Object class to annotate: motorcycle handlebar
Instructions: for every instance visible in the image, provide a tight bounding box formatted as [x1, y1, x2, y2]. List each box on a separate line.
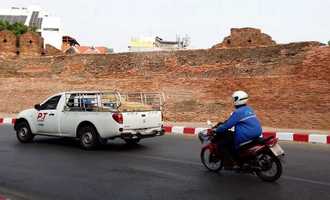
[212, 121, 224, 129]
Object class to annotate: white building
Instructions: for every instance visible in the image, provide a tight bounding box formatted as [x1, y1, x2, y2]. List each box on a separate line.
[128, 36, 190, 52]
[0, 6, 62, 49]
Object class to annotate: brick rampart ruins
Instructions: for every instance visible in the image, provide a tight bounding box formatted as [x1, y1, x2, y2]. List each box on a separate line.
[0, 30, 61, 58]
[0, 28, 329, 129]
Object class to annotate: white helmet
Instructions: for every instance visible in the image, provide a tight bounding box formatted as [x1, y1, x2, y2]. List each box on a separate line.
[232, 91, 248, 106]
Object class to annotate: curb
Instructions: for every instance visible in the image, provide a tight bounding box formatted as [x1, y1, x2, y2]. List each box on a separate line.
[0, 118, 16, 125]
[163, 125, 330, 145]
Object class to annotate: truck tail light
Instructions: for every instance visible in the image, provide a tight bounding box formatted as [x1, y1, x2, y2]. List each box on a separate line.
[112, 113, 123, 124]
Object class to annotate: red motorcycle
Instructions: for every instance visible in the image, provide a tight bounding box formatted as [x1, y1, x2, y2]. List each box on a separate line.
[198, 122, 285, 182]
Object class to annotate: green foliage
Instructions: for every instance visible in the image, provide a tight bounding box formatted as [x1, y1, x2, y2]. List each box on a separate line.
[0, 20, 37, 36]
[328, 41, 330, 46]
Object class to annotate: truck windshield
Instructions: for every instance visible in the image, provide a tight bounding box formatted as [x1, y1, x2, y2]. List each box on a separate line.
[40, 95, 61, 110]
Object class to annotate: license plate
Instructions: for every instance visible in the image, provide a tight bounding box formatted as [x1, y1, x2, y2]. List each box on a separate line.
[270, 144, 284, 156]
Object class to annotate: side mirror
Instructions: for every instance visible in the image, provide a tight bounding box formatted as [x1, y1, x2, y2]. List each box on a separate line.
[34, 104, 41, 110]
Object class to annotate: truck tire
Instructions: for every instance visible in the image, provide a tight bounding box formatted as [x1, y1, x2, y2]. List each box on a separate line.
[78, 125, 99, 150]
[16, 121, 34, 143]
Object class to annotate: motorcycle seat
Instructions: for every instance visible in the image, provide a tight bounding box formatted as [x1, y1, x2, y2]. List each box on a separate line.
[239, 135, 275, 149]
[239, 137, 261, 149]
[239, 139, 255, 147]
[239, 136, 275, 150]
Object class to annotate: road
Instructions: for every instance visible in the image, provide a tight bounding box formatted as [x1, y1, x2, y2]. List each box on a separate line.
[0, 125, 329, 200]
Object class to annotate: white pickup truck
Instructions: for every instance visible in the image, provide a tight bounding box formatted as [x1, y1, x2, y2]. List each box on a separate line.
[14, 91, 164, 149]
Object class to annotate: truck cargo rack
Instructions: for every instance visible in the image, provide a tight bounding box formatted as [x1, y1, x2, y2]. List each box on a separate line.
[63, 91, 165, 112]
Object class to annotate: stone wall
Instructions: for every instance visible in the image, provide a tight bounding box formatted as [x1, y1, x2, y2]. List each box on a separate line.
[0, 30, 61, 57]
[0, 30, 17, 58]
[45, 44, 63, 56]
[0, 41, 329, 130]
[213, 27, 276, 48]
[19, 32, 44, 57]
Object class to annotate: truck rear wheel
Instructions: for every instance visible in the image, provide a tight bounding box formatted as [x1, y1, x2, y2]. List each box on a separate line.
[16, 121, 34, 143]
[78, 125, 99, 150]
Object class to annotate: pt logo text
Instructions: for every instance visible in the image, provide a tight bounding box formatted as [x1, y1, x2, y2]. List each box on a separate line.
[37, 112, 48, 121]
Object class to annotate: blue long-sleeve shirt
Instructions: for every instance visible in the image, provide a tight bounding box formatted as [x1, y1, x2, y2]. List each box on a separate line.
[216, 105, 262, 149]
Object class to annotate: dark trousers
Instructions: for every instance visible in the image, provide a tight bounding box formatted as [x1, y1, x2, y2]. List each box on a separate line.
[216, 130, 236, 164]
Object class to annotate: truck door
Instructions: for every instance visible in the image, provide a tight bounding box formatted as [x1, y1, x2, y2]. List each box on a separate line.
[36, 95, 62, 135]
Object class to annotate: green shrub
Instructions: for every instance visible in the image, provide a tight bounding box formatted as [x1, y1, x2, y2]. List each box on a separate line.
[0, 20, 37, 35]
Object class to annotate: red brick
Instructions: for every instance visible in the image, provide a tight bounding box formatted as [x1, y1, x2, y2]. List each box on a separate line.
[212, 28, 275, 48]
[0, 39, 328, 131]
[0, 30, 17, 57]
[19, 31, 44, 57]
[45, 44, 62, 56]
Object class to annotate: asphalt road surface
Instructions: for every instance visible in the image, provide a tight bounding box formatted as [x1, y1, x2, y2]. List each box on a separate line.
[0, 125, 329, 200]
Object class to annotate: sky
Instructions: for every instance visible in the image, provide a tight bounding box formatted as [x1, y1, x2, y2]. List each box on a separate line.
[2, 0, 330, 52]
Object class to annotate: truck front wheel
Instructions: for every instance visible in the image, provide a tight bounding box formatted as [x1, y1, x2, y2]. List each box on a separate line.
[78, 125, 99, 150]
[16, 121, 34, 143]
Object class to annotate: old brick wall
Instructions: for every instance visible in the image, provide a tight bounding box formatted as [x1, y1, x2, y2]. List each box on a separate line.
[45, 44, 63, 56]
[213, 28, 276, 48]
[19, 32, 44, 57]
[0, 30, 17, 58]
[0, 41, 329, 130]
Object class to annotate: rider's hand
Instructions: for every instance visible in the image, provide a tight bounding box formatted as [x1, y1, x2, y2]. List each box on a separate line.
[212, 122, 223, 129]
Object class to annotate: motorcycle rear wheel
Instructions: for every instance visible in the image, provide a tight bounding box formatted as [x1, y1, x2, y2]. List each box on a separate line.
[201, 147, 223, 172]
[256, 151, 282, 182]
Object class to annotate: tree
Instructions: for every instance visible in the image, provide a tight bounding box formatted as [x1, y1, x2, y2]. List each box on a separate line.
[328, 41, 330, 46]
[0, 20, 37, 35]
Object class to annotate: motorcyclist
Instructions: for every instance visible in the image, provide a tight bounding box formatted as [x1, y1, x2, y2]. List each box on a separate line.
[215, 91, 262, 168]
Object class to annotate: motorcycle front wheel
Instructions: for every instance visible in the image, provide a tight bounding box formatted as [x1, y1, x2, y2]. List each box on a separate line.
[201, 147, 223, 172]
[256, 151, 282, 182]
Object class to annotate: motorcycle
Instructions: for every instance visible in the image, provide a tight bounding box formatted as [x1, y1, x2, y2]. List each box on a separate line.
[198, 121, 285, 182]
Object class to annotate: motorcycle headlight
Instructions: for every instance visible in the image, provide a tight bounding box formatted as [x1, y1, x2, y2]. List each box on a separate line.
[198, 130, 208, 144]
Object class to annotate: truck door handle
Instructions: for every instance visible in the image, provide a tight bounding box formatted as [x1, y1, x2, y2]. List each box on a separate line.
[49, 113, 55, 116]
[141, 114, 146, 117]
